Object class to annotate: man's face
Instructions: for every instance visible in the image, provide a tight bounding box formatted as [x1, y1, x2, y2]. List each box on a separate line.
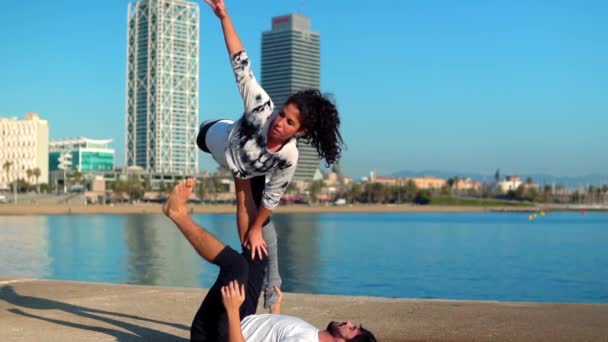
[326, 321, 361, 340]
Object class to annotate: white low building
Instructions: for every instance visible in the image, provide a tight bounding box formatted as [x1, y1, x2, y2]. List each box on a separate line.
[0, 113, 49, 189]
[496, 176, 522, 193]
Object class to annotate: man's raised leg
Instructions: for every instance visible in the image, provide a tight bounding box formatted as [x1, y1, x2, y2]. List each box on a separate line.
[164, 179, 251, 341]
[163, 178, 225, 262]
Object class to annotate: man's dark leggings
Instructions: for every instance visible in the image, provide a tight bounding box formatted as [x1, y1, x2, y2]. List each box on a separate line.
[190, 246, 267, 342]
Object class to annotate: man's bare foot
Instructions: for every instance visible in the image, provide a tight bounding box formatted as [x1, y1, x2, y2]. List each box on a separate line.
[162, 178, 196, 220]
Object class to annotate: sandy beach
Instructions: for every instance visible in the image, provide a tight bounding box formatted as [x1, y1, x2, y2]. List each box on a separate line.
[0, 203, 546, 215]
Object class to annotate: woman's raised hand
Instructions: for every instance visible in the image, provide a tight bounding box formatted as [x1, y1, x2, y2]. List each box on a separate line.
[203, 0, 228, 20]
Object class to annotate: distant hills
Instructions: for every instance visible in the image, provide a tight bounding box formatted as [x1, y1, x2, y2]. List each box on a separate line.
[390, 170, 608, 189]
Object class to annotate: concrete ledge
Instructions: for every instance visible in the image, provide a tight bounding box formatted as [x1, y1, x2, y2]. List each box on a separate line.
[1, 278, 607, 341]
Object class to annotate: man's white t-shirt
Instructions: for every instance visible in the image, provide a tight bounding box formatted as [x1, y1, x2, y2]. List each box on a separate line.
[241, 314, 319, 342]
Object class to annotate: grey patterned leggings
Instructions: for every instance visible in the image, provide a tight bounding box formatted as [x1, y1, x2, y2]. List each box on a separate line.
[261, 220, 282, 309]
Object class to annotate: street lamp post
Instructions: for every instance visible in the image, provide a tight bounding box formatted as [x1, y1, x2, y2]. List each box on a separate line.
[13, 162, 17, 204]
[58, 152, 72, 194]
[397, 178, 402, 204]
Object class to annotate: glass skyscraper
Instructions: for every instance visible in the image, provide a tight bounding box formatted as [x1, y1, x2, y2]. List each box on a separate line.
[261, 14, 321, 180]
[125, 0, 199, 175]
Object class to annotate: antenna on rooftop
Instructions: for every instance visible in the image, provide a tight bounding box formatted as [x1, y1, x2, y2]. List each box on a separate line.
[297, 0, 308, 14]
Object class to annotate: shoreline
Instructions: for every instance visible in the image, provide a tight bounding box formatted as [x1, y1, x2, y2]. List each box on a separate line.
[0, 202, 605, 215]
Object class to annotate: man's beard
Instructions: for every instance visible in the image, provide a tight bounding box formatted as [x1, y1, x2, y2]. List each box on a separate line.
[326, 321, 343, 337]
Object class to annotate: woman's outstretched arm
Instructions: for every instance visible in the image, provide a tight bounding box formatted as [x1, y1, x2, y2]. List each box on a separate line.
[204, 0, 243, 55]
[204, 0, 273, 120]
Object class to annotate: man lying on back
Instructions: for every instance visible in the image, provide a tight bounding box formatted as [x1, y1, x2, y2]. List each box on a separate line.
[163, 179, 377, 342]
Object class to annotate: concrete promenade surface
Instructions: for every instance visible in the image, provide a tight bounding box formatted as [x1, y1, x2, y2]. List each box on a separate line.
[1, 278, 607, 341]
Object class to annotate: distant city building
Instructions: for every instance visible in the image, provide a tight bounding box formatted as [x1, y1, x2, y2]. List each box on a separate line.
[49, 137, 115, 172]
[453, 178, 481, 191]
[262, 13, 321, 180]
[323, 171, 351, 186]
[374, 176, 399, 186]
[369, 169, 377, 183]
[407, 176, 447, 190]
[125, 0, 199, 175]
[496, 175, 522, 193]
[325, 172, 339, 186]
[522, 182, 540, 191]
[0, 113, 49, 189]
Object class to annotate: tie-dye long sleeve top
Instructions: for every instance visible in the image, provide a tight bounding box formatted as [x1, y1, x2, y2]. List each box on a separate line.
[224, 50, 299, 210]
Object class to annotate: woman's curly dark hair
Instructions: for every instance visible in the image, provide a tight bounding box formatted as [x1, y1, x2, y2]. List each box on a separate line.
[284, 89, 345, 166]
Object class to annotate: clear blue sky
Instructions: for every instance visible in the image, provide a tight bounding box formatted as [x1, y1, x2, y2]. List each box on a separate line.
[1, 0, 606, 178]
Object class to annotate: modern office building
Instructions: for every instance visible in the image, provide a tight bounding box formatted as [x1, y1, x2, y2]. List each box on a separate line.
[0, 113, 49, 189]
[49, 137, 115, 172]
[261, 13, 321, 180]
[125, 0, 199, 175]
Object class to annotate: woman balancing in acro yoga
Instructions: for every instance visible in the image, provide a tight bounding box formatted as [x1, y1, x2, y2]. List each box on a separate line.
[197, 0, 345, 309]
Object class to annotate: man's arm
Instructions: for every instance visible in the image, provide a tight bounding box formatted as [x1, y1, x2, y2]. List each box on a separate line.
[221, 280, 246, 342]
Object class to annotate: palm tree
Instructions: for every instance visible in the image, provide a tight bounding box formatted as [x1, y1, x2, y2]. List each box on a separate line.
[111, 180, 129, 202]
[3, 161, 12, 187]
[286, 182, 298, 195]
[196, 179, 206, 200]
[369, 182, 388, 203]
[405, 179, 418, 202]
[446, 176, 460, 196]
[73, 171, 83, 185]
[527, 187, 539, 203]
[453, 176, 460, 194]
[26, 169, 33, 187]
[309, 180, 325, 204]
[331, 164, 344, 186]
[128, 174, 143, 202]
[33, 168, 41, 192]
[211, 177, 222, 201]
[542, 184, 552, 203]
[143, 175, 152, 192]
[347, 183, 362, 204]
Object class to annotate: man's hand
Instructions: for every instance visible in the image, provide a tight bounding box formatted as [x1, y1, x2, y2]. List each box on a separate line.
[221, 281, 247, 342]
[203, 0, 228, 20]
[221, 280, 245, 314]
[243, 227, 268, 260]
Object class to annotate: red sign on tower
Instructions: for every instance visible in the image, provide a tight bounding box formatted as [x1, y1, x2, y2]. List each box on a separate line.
[273, 17, 290, 24]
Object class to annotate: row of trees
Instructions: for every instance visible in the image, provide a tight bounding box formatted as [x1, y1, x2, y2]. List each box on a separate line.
[503, 181, 608, 204]
[2, 161, 44, 191]
[4, 161, 607, 206]
[108, 175, 230, 202]
[326, 180, 608, 205]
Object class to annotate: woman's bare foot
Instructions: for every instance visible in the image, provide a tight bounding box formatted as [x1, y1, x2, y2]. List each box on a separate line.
[162, 178, 196, 220]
